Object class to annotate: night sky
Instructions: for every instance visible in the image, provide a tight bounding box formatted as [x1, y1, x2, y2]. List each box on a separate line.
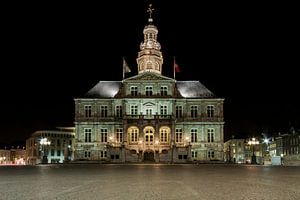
[1, 1, 299, 146]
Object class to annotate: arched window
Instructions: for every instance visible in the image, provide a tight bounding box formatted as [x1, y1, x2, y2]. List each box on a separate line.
[127, 126, 139, 143]
[159, 126, 170, 143]
[144, 126, 155, 143]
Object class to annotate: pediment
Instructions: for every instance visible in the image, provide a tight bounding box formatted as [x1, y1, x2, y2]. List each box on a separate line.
[143, 102, 156, 106]
[125, 72, 175, 81]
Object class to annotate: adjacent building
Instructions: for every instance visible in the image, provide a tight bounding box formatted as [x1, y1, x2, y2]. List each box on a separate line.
[74, 7, 224, 163]
[224, 139, 245, 163]
[26, 127, 75, 165]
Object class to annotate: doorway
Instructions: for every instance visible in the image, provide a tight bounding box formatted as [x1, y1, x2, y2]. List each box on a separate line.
[143, 151, 155, 162]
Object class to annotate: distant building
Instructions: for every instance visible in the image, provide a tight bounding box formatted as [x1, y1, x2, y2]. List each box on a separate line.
[74, 5, 224, 163]
[275, 130, 300, 165]
[224, 139, 245, 163]
[0, 148, 26, 165]
[0, 149, 10, 164]
[26, 127, 75, 165]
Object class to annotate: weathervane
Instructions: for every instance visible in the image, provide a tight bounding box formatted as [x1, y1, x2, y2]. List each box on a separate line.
[147, 4, 154, 23]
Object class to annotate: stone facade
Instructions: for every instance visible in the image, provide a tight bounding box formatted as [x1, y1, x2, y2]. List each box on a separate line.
[74, 11, 224, 163]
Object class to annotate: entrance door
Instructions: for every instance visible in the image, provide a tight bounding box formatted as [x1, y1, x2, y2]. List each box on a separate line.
[144, 151, 155, 162]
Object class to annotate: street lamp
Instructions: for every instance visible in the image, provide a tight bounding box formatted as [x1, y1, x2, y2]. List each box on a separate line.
[40, 138, 51, 164]
[248, 138, 259, 164]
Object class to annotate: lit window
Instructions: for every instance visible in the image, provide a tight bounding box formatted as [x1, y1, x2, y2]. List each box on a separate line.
[160, 127, 170, 143]
[128, 127, 139, 143]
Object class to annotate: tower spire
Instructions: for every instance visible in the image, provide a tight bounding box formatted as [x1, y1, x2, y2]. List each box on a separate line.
[147, 4, 154, 23]
[136, 4, 163, 75]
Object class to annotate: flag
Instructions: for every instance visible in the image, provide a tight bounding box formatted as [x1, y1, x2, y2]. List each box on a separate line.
[173, 56, 181, 79]
[123, 57, 131, 79]
[123, 57, 131, 73]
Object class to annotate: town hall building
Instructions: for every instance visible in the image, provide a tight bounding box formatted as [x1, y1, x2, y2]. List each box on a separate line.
[74, 5, 224, 163]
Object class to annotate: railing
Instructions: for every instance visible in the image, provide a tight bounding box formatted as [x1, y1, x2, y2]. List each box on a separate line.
[75, 115, 223, 122]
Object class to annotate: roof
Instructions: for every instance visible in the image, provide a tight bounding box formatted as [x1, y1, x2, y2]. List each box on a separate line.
[124, 72, 175, 81]
[84, 81, 122, 98]
[176, 81, 215, 98]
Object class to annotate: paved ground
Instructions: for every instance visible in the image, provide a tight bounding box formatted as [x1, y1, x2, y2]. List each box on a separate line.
[0, 164, 300, 200]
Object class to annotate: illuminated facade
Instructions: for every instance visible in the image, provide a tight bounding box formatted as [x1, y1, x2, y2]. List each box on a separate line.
[74, 6, 224, 163]
[26, 127, 75, 165]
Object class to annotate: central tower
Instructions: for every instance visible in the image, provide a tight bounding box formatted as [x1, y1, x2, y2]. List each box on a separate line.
[137, 4, 163, 74]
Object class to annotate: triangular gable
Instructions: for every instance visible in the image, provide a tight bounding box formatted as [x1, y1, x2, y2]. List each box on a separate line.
[124, 72, 175, 81]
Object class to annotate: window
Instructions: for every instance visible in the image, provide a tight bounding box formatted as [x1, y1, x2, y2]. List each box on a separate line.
[100, 151, 107, 158]
[160, 128, 169, 143]
[131, 86, 138, 96]
[51, 149, 54, 156]
[208, 150, 214, 159]
[175, 128, 183, 143]
[131, 105, 138, 116]
[192, 151, 198, 159]
[116, 128, 123, 143]
[84, 151, 91, 158]
[146, 108, 152, 116]
[100, 106, 108, 117]
[84, 105, 92, 118]
[145, 86, 153, 96]
[191, 106, 198, 118]
[191, 129, 197, 143]
[145, 127, 154, 143]
[57, 139, 60, 146]
[207, 105, 214, 118]
[101, 129, 107, 142]
[84, 128, 92, 142]
[128, 127, 138, 143]
[160, 86, 168, 96]
[208, 128, 214, 143]
[116, 106, 122, 118]
[160, 105, 167, 116]
[175, 106, 183, 118]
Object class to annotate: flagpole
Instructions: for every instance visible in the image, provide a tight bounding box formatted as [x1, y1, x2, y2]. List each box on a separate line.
[122, 57, 125, 80]
[173, 56, 176, 80]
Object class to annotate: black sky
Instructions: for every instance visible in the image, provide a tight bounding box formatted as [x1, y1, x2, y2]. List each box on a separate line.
[1, 1, 299, 145]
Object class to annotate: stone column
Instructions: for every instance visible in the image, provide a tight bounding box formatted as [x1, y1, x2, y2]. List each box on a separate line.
[187, 143, 192, 162]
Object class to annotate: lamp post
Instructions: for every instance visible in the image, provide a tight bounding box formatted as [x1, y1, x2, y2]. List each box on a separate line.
[248, 138, 259, 164]
[40, 138, 51, 164]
